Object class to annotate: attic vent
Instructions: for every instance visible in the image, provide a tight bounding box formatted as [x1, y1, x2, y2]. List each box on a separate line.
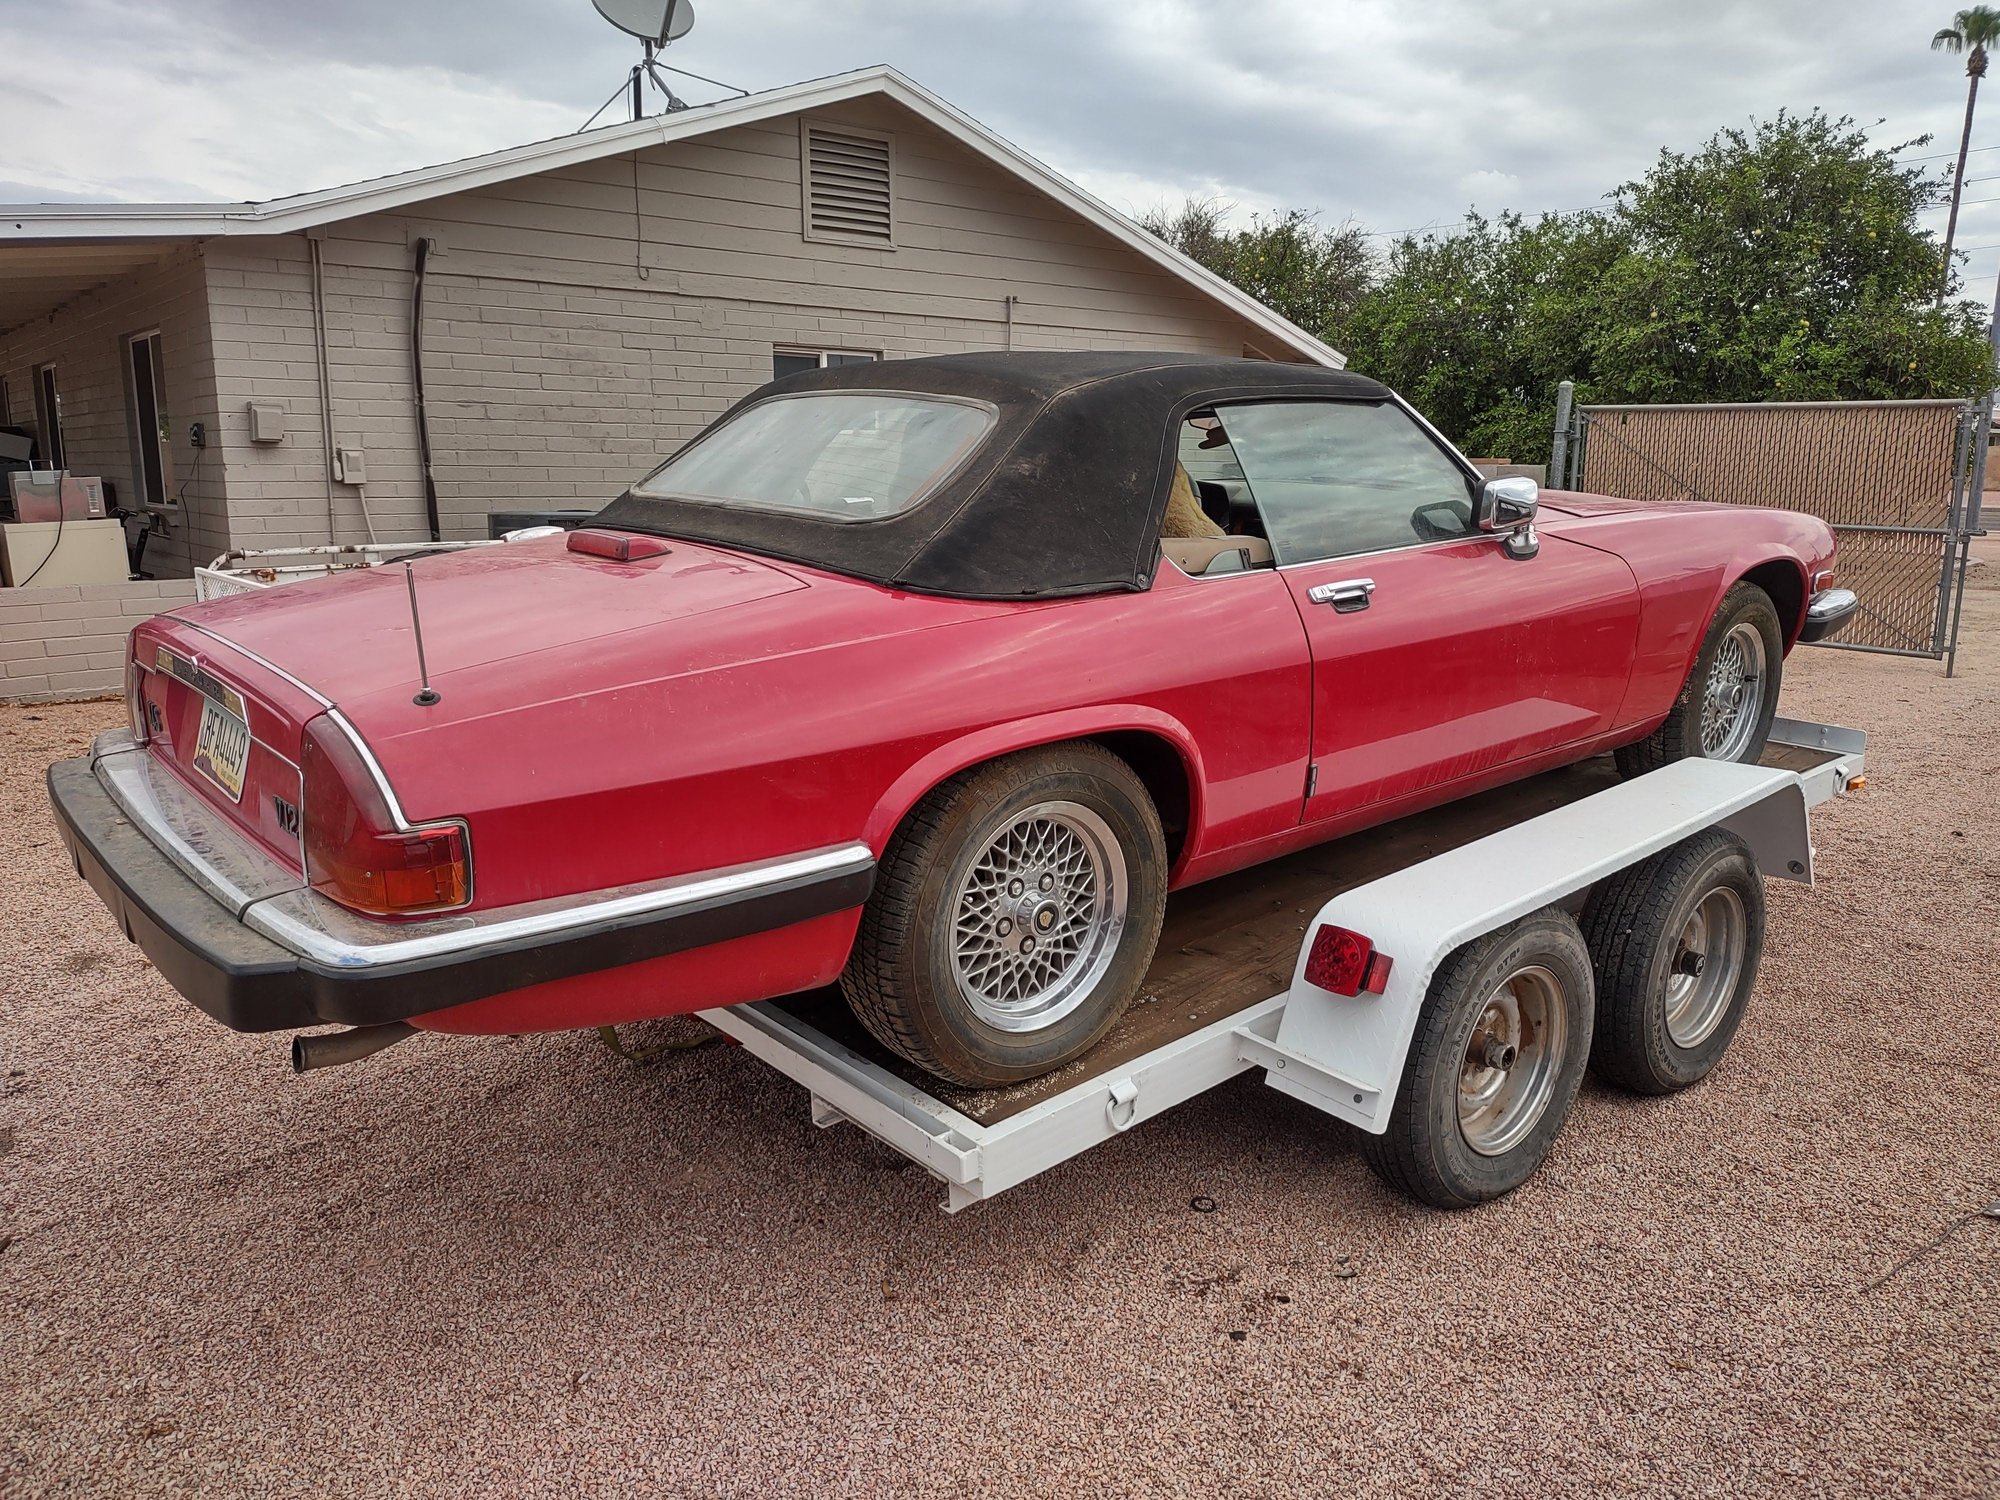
[802, 122, 895, 247]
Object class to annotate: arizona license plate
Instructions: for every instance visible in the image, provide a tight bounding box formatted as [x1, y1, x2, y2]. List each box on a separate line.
[191, 695, 251, 802]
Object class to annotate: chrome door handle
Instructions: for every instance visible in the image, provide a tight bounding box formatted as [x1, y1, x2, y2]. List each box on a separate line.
[1307, 577, 1376, 613]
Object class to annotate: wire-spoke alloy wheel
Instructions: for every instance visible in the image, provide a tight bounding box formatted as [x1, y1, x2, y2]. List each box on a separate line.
[1615, 582, 1783, 779]
[841, 742, 1167, 1088]
[1457, 964, 1569, 1158]
[950, 801, 1129, 1033]
[1700, 621, 1768, 761]
[1362, 908, 1594, 1210]
[1662, 885, 1747, 1048]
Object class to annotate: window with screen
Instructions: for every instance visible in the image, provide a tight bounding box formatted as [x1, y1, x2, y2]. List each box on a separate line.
[774, 348, 878, 381]
[1216, 400, 1476, 564]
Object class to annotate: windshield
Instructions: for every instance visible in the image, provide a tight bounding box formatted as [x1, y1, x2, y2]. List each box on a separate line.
[632, 392, 994, 521]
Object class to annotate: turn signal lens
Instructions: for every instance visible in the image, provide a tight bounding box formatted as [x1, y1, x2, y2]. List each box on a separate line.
[300, 715, 471, 916]
[1304, 924, 1393, 997]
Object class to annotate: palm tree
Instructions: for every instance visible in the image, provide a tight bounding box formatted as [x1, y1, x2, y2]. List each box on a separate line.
[1933, 7, 2000, 302]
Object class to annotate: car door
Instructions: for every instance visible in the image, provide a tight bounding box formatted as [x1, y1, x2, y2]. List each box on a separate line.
[1211, 398, 1642, 823]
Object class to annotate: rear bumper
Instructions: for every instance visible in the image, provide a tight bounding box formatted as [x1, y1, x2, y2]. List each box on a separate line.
[1799, 587, 1859, 644]
[47, 750, 875, 1033]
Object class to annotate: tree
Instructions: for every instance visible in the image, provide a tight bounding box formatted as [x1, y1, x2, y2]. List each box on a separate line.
[1139, 198, 1375, 350]
[1594, 112, 1989, 404]
[1328, 113, 1992, 461]
[1931, 6, 2000, 303]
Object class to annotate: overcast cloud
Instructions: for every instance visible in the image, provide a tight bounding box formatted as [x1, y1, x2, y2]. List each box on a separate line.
[1, 0, 1993, 294]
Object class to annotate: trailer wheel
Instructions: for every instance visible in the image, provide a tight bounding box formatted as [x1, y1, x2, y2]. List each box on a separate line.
[841, 742, 1168, 1088]
[1362, 908, 1594, 1210]
[1580, 828, 1766, 1095]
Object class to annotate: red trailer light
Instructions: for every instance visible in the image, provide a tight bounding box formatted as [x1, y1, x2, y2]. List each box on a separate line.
[301, 716, 471, 916]
[566, 528, 672, 561]
[1304, 924, 1393, 996]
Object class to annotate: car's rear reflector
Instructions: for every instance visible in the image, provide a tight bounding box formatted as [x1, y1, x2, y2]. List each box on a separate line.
[567, 529, 672, 561]
[301, 715, 471, 916]
[1303, 923, 1393, 997]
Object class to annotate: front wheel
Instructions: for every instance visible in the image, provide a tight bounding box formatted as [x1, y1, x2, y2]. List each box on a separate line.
[840, 743, 1168, 1087]
[1616, 581, 1783, 778]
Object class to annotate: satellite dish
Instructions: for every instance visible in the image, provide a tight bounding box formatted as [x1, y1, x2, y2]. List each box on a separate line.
[592, 0, 695, 45]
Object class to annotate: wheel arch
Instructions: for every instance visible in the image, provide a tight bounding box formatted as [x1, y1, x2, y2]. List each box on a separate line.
[858, 708, 1207, 876]
[1737, 556, 1808, 649]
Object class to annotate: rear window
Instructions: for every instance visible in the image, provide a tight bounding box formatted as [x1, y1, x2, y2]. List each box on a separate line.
[632, 392, 993, 521]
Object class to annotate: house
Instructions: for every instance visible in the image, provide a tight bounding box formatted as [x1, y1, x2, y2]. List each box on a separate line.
[0, 66, 1339, 701]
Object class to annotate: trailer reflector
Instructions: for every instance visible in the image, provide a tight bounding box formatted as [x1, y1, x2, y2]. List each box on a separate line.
[1304, 924, 1391, 997]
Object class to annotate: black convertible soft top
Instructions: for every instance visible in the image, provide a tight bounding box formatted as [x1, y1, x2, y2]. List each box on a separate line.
[593, 351, 1391, 600]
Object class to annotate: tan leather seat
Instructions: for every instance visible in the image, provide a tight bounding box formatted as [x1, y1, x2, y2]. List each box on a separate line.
[1161, 463, 1225, 540]
[1162, 535, 1275, 576]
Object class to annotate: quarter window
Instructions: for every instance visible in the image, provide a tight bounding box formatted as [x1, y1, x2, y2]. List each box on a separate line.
[1218, 400, 1476, 564]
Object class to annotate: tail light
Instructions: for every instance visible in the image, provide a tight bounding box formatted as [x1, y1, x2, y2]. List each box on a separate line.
[300, 715, 471, 916]
[1304, 924, 1393, 997]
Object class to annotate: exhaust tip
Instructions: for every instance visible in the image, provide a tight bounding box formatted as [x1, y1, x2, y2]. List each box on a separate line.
[291, 1022, 417, 1073]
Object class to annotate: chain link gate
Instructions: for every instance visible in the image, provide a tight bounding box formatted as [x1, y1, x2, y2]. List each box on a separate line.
[1551, 393, 1990, 674]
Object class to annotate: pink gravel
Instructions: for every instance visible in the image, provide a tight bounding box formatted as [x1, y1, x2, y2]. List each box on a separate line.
[2, 543, 1996, 1498]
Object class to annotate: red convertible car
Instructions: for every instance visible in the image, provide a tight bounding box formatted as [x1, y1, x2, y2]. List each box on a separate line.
[49, 353, 1856, 1087]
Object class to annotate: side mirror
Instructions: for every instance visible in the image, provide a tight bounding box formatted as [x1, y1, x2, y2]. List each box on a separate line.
[1476, 475, 1539, 531]
[1475, 475, 1540, 560]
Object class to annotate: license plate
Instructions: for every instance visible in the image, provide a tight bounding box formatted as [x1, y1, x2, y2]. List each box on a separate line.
[191, 696, 251, 803]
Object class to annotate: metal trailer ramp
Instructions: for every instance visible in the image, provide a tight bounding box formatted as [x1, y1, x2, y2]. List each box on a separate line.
[700, 720, 1865, 1211]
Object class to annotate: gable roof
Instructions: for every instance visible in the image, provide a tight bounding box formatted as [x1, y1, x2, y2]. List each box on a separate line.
[0, 66, 1343, 368]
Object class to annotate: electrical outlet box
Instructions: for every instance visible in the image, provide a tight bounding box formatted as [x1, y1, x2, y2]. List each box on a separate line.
[188, 421, 206, 449]
[334, 447, 367, 486]
[247, 402, 287, 444]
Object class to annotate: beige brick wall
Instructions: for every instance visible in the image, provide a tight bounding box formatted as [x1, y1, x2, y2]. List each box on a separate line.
[204, 94, 1280, 546]
[7, 93, 1292, 569]
[0, 247, 227, 578]
[0, 579, 195, 702]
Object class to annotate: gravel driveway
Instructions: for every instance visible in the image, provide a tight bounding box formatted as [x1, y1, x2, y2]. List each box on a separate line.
[4, 544, 1996, 1499]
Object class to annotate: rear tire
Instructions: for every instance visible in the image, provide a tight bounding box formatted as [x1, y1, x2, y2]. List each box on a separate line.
[840, 743, 1168, 1087]
[1616, 581, 1783, 778]
[1579, 829, 1766, 1095]
[1361, 908, 1594, 1210]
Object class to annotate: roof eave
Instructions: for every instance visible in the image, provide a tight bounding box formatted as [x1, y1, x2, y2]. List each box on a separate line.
[0, 64, 1343, 367]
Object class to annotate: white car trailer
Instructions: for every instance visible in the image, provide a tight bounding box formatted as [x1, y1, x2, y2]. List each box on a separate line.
[694, 719, 1865, 1212]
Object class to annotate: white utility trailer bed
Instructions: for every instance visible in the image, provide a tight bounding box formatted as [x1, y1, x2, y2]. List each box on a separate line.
[700, 719, 1865, 1212]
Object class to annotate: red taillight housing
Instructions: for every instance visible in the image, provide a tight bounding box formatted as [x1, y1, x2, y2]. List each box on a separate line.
[1304, 924, 1393, 997]
[300, 715, 471, 916]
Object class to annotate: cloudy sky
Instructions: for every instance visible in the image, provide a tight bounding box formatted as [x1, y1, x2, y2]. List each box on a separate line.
[1, 0, 1994, 297]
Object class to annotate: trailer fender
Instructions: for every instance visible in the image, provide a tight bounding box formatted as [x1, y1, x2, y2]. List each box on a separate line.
[1256, 757, 1815, 1135]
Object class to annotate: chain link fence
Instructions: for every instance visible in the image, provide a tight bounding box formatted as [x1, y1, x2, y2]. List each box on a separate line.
[1555, 395, 1988, 671]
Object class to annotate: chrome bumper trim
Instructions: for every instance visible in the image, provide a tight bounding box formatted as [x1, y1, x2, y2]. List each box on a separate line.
[91, 731, 304, 915]
[243, 842, 876, 971]
[89, 731, 875, 976]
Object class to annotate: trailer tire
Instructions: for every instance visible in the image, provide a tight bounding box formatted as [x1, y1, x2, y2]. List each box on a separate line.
[1362, 908, 1594, 1210]
[1616, 581, 1783, 778]
[841, 742, 1168, 1088]
[1580, 829, 1766, 1095]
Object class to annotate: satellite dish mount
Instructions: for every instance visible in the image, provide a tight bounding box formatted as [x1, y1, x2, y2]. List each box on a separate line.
[581, 0, 738, 127]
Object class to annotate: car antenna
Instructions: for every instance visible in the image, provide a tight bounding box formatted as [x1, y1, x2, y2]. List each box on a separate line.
[403, 561, 441, 707]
